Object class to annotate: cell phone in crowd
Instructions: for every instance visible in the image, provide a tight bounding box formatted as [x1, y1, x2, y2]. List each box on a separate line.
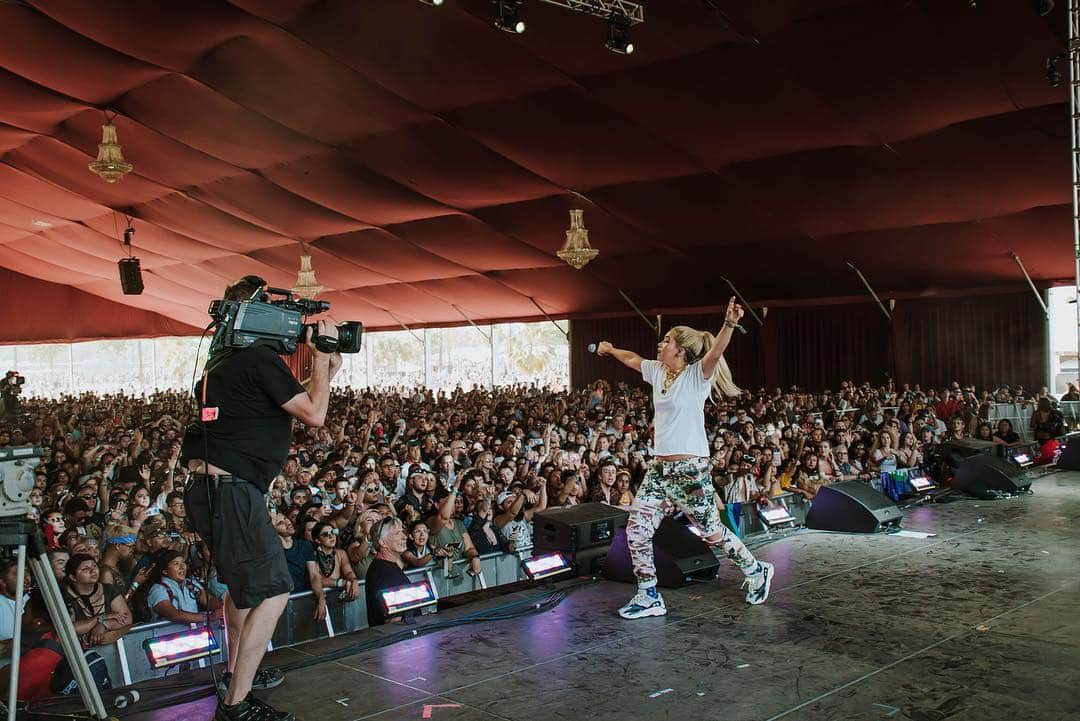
[145, 507, 161, 517]
[773, 451, 782, 466]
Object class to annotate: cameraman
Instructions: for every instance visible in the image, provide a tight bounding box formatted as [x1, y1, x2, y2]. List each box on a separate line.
[181, 276, 342, 721]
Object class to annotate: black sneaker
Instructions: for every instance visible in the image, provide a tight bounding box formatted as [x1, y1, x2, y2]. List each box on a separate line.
[217, 667, 285, 695]
[248, 695, 295, 721]
[253, 667, 285, 690]
[215, 694, 295, 721]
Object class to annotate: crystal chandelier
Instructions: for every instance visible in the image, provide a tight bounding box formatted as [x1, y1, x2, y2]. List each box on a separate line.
[291, 253, 323, 300]
[557, 208, 598, 270]
[88, 119, 133, 183]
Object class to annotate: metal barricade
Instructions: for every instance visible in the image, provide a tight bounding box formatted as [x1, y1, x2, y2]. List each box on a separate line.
[989, 401, 1080, 443]
[97, 552, 522, 686]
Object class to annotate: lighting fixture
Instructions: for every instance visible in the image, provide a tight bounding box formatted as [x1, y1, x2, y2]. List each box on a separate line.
[379, 579, 438, 616]
[605, 11, 634, 54]
[556, 208, 598, 270]
[521, 552, 572, 580]
[88, 113, 133, 183]
[495, 0, 525, 33]
[142, 627, 220, 669]
[1046, 54, 1065, 87]
[419, 0, 444, 5]
[291, 252, 324, 300]
[758, 505, 796, 528]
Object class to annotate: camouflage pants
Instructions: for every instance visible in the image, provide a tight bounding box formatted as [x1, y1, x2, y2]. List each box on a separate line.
[628, 457, 757, 586]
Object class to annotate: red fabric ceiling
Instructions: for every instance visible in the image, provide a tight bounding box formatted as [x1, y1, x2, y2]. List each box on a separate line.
[0, 0, 1070, 341]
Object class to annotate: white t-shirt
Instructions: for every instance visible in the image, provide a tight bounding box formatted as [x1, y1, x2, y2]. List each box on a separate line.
[642, 359, 711, 457]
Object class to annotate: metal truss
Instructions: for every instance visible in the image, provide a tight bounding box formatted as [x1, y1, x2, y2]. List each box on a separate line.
[537, 0, 645, 25]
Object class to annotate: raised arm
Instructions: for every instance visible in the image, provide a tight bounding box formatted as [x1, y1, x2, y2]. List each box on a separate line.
[701, 297, 743, 379]
[596, 342, 644, 373]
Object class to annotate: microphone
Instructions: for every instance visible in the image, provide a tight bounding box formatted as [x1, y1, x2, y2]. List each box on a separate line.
[587, 343, 597, 354]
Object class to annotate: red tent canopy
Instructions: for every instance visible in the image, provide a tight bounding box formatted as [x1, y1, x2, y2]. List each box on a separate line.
[0, 0, 1070, 341]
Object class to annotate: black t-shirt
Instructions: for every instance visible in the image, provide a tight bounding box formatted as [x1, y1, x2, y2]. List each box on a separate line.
[282, 539, 316, 592]
[994, 430, 1020, 444]
[181, 345, 304, 492]
[365, 558, 413, 627]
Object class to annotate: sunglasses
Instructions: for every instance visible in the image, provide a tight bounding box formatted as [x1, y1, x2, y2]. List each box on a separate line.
[319, 531, 337, 538]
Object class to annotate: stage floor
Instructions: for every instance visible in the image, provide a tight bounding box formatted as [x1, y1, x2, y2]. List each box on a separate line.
[127, 472, 1079, 721]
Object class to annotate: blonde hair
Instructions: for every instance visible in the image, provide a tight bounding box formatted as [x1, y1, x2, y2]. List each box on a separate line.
[669, 325, 740, 401]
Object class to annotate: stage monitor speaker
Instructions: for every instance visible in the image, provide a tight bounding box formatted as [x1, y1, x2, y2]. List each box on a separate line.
[805, 481, 904, 533]
[952, 455, 1031, 498]
[941, 438, 995, 470]
[118, 257, 143, 295]
[533, 503, 628, 553]
[602, 517, 720, 588]
[1055, 435, 1080, 470]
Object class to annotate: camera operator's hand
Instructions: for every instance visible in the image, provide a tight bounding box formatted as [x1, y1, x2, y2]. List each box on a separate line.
[309, 319, 344, 378]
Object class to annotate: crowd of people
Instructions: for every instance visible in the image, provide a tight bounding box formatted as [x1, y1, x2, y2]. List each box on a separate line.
[0, 375, 1068, 667]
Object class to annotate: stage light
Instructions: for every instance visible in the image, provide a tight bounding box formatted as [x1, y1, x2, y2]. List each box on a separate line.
[521, 552, 572, 580]
[379, 579, 438, 616]
[758, 505, 796, 528]
[1046, 55, 1064, 87]
[419, 0, 444, 5]
[495, 0, 525, 33]
[142, 627, 220, 669]
[605, 11, 634, 54]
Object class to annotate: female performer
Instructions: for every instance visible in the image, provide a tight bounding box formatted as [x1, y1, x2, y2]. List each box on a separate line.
[597, 298, 774, 619]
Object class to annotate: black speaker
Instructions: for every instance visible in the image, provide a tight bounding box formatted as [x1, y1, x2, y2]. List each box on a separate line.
[602, 517, 720, 588]
[533, 503, 628, 552]
[805, 481, 904, 533]
[941, 438, 995, 470]
[953, 455, 1031, 498]
[118, 257, 143, 295]
[1055, 436, 1080, 470]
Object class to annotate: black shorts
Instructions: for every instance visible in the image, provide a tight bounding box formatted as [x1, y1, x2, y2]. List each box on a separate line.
[185, 477, 293, 610]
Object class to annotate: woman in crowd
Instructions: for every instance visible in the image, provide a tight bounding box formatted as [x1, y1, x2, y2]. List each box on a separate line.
[144, 550, 221, 624]
[311, 522, 359, 601]
[993, 419, 1020, 445]
[895, 432, 923, 469]
[62, 554, 132, 647]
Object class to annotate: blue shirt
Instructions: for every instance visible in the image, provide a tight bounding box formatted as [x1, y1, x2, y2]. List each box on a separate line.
[147, 577, 202, 621]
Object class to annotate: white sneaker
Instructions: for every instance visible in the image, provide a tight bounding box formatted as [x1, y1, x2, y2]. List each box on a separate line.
[618, 589, 667, 619]
[742, 562, 774, 605]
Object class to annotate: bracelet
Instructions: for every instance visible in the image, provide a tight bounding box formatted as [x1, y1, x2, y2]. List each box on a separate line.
[724, 320, 737, 329]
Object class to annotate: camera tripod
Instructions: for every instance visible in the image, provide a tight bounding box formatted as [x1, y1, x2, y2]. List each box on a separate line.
[0, 519, 110, 721]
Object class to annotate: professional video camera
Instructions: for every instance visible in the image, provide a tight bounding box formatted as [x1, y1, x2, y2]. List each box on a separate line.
[207, 286, 362, 356]
[0, 446, 41, 518]
[2, 370, 24, 394]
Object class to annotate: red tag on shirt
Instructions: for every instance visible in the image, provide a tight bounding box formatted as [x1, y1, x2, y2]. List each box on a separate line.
[201, 407, 219, 422]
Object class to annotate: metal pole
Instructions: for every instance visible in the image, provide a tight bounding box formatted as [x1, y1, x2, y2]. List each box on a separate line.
[1070, 0, 1080, 388]
[382, 308, 424, 345]
[719, 276, 765, 327]
[529, 297, 569, 339]
[7, 545, 25, 721]
[450, 304, 492, 344]
[845, 262, 892, 321]
[1011, 252, 1050, 319]
[617, 290, 659, 337]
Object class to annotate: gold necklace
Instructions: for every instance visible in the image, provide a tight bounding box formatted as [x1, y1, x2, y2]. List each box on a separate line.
[661, 366, 684, 394]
